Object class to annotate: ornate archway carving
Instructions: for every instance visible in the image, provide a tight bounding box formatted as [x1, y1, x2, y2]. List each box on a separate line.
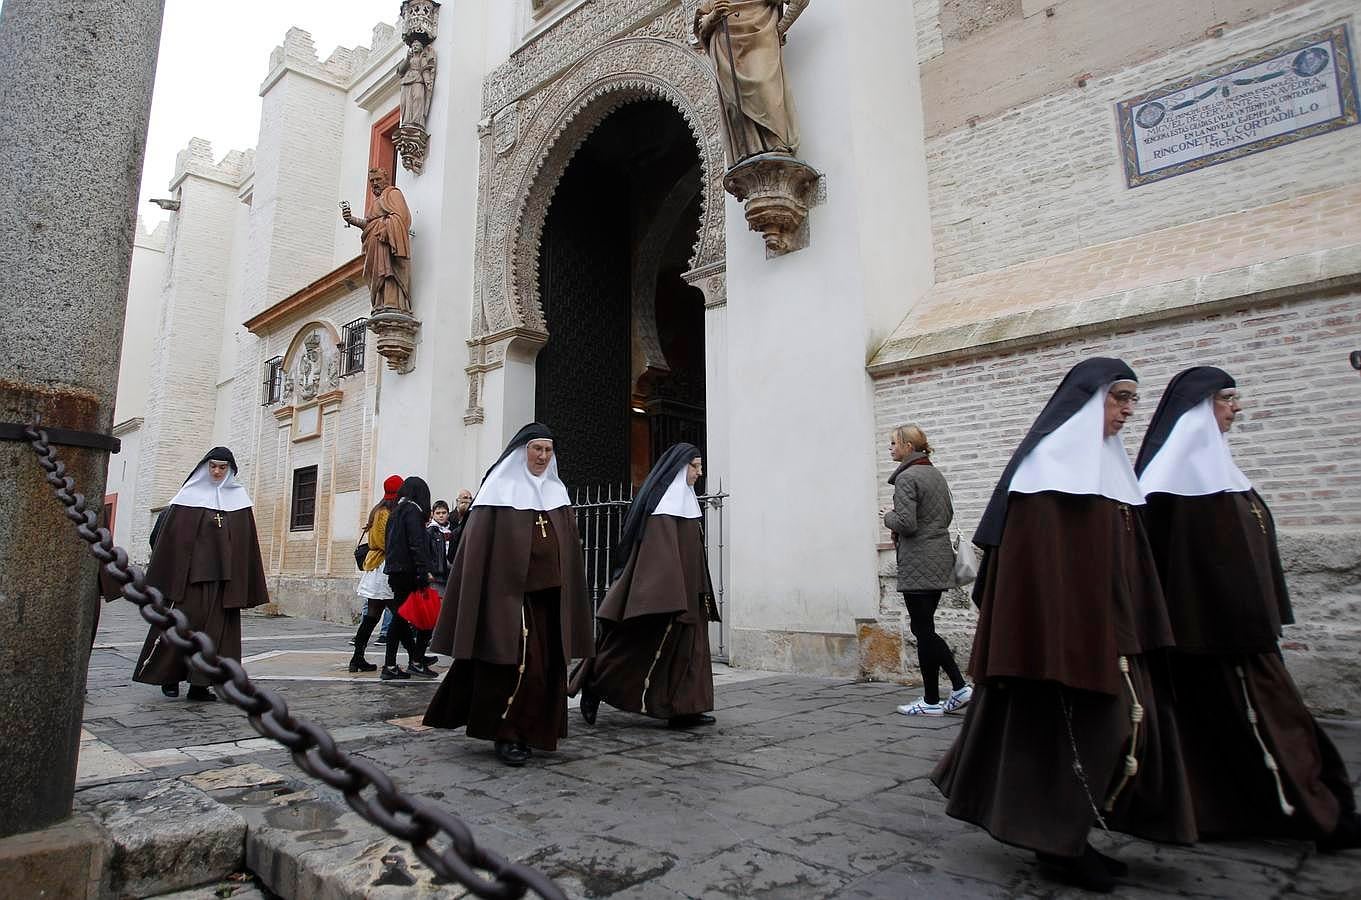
[465, 16, 727, 423]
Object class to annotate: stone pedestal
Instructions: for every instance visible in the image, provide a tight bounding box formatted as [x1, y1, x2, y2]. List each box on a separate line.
[723, 152, 821, 257]
[367, 309, 422, 372]
[0, 0, 164, 837]
[393, 124, 430, 174]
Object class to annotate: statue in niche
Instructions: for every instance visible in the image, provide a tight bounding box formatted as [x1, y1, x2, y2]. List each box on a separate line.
[298, 332, 322, 399]
[326, 351, 341, 389]
[693, 0, 809, 166]
[282, 372, 295, 402]
[340, 168, 413, 313]
[397, 39, 436, 131]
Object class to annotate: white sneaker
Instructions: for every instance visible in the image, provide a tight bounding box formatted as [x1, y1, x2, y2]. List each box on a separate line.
[896, 698, 944, 716]
[944, 684, 973, 712]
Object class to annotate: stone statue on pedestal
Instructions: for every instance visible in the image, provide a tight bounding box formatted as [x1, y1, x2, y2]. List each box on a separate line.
[397, 39, 436, 131]
[692, 0, 808, 166]
[340, 168, 413, 313]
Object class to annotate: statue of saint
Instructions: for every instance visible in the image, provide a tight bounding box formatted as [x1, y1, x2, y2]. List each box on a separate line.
[397, 39, 436, 131]
[693, 0, 808, 166]
[298, 333, 322, 398]
[341, 168, 413, 313]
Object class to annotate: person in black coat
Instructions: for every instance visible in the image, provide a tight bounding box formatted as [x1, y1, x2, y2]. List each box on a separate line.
[381, 477, 439, 680]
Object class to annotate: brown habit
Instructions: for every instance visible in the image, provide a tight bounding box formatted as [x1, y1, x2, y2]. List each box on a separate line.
[132, 505, 269, 687]
[1144, 489, 1355, 839]
[571, 516, 715, 719]
[932, 492, 1196, 856]
[423, 506, 593, 750]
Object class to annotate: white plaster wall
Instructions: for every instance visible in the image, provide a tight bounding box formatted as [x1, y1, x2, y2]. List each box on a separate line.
[130, 173, 242, 554]
[372, 0, 508, 503]
[722, 0, 932, 659]
[112, 224, 167, 423]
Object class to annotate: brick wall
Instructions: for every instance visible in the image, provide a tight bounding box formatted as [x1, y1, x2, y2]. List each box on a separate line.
[922, 0, 1361, 281]
[870, 288, 1361, 712]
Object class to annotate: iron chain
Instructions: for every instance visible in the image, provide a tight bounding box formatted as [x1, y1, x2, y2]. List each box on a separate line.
[22, 424, 566, 900]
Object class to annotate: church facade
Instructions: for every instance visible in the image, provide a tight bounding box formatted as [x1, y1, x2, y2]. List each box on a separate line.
[116, 0, 1361, 712]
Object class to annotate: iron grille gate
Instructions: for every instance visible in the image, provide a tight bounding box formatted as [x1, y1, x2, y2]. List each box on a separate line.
[572, 484, 729, 661]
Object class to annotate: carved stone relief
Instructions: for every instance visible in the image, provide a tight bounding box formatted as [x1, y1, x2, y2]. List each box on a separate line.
[466, 9, 728, 422]
[284, 322, 344, 405]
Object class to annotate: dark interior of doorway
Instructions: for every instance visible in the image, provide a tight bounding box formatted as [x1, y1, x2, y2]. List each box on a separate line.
[535, 100, 705, 491]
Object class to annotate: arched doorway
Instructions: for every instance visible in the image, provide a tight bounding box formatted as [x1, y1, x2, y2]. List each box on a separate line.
[534, 100, 705, 490]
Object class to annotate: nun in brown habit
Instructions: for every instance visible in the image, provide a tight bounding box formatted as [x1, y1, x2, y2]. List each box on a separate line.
[1136, 367, 1360, 851]
[931, 358, 1196, 893]
[132, 447, 269, 700]
[571, 443, 718, 729]
[423, 424, 593, 766]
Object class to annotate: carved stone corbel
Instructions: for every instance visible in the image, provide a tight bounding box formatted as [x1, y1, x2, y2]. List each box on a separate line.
[723, 151, 820, 257]
[367, 309, 421, 372]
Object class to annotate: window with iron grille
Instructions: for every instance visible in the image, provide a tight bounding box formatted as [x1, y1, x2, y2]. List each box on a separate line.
[262, 356, 284, 405]
[340, 318, 367, 376]
[290, 466, 318, 531]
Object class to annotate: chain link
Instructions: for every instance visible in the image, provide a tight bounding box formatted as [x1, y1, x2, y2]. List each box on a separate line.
[21, 425, 566, 900]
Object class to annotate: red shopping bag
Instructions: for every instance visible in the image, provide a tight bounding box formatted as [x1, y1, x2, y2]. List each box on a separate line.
[398, 585, 442, 631]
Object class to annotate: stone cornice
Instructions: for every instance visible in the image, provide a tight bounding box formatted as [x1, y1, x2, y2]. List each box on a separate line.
[867, 246, 1361, 376]
[244, 256, 365, 335]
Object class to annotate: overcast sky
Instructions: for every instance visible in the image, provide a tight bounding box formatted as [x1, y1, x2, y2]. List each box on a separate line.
[0, 1, 392, 229]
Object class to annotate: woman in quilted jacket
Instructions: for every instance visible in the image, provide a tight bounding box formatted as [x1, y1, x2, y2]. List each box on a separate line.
[881, 424, 972, 716]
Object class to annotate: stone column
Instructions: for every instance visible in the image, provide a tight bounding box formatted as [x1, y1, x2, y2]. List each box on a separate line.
[0, 0, 165, 837]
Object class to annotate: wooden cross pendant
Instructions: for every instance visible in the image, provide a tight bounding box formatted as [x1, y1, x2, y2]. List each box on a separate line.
[1249, 502, 1267, 534]
[535, 514, 549, 538]
[1117, 504, 1132, 533]
[211, 511, 225, 528]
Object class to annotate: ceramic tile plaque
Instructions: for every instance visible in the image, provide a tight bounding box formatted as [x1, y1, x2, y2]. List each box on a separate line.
[1116, 23, 1358, 188]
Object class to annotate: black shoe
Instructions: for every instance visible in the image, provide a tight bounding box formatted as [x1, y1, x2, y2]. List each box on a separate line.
[495, 740, 530, 767]
[380, 665, 410, 680]
[423, 655, 439, 666]
[1035, 846, 1116, 893]
[348, 657, 377, 673]
[1319, 810, 1361, 853]
[580, 690, 600, 726]
[161, 683, 179, 698]
[375, 635, 388, 645]
[1086, 844, 1129, 876]
[667, 713, 716, 729]
[186, 685, 217, 702]
[407, 662, 439, 678]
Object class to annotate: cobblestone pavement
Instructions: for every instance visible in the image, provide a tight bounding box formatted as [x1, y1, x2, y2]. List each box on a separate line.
[80, 603, 1361, 899]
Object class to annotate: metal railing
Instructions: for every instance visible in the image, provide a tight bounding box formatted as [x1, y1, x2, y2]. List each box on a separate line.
[572, 484, 729, 660]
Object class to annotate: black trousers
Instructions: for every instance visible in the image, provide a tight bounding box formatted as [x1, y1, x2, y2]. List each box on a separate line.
[903, 590, 964, 704]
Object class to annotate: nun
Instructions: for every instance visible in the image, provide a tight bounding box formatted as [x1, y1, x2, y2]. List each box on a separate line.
[1136, 367, 1360, 851]
[931, 358, 1195, 893]
[132, 447, 269, 700]
[571, 444, 718, 729]
[423, 424, 593, 766]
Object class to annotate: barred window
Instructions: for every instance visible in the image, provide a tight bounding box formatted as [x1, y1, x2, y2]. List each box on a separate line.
[340, 318, 367, 376]
[262, 356, 284, 405]
[290, 466, 318, 531]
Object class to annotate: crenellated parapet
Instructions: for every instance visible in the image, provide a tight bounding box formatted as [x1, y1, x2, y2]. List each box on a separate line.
[170, 139, 254, 191]
[262, 22, 404, 93]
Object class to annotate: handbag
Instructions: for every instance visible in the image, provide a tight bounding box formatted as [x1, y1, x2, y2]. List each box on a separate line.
[353, 524, 370, 571]
[950, 526, 979, 588]
[398, 585, 442, 631]
[945, 483, 978, 588]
